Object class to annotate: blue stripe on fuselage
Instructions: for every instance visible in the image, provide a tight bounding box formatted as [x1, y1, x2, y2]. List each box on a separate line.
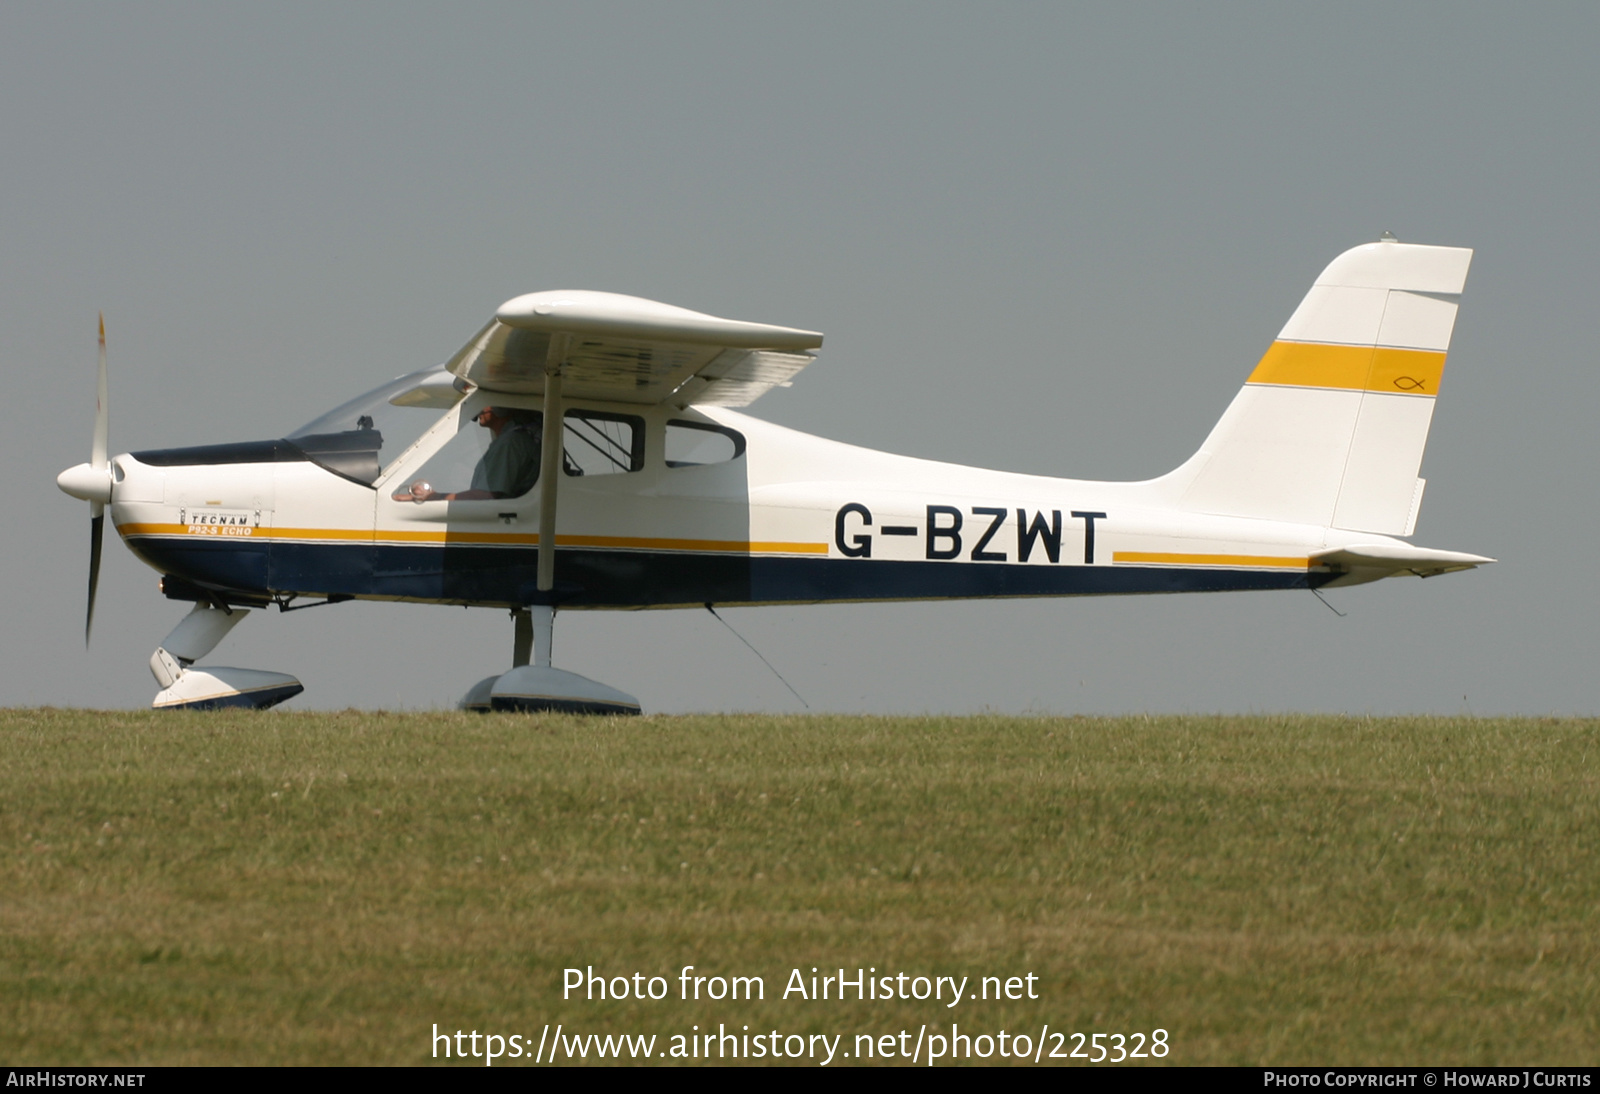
[123, 534, 1324, 608]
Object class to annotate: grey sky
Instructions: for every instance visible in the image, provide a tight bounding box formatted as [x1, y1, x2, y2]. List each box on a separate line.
[7, 4, 1596, 713]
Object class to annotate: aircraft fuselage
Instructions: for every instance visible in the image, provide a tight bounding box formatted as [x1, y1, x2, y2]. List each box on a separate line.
[111, 394, 1374, 613]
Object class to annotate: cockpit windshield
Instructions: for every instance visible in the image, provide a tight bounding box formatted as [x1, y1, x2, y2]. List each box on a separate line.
[287, 368, 465, 485]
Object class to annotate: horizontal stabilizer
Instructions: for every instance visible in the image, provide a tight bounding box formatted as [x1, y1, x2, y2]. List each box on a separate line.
[1313, 542, 1495, 587]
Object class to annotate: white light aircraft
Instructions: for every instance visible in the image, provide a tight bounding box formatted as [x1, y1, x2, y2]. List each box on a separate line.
[57, 237, 1492, 713]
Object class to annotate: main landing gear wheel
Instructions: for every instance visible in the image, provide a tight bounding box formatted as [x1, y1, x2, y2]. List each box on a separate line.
[488, 666, 641, 715]
[458, 605, 640, 715]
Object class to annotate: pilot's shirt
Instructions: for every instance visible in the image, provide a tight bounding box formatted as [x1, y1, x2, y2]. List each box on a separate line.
[471, 425, 541, 498]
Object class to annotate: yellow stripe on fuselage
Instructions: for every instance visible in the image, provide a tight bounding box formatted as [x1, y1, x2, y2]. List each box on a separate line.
[1113, 551, 1312, 569]
[117, 523, 828, 556]
[1247, 341, 1445, 395]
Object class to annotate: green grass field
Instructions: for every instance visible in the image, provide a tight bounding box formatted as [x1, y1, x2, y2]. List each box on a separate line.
[1, 709, 1595, 1066]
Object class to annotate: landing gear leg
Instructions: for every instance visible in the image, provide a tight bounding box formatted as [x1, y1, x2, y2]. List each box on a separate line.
[512, 607, 531, 667]
[510, 605, 552, 668]
[458, 338, 640, 715]
[150, 602, 304, 710]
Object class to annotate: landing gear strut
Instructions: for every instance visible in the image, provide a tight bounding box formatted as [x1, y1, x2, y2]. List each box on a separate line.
[457, 340, 639, 714]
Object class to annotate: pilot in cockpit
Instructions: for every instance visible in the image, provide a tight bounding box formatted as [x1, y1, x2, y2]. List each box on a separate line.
[393, 406, 541, 503]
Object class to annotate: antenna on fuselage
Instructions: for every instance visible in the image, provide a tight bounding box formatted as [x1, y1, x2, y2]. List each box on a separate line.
[704, 604, 809, 709]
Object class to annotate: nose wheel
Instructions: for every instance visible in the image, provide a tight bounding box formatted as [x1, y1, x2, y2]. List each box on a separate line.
[149, 602, 303, 710]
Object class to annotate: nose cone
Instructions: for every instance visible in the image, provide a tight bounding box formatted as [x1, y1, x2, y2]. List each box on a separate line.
[57, 462, 112, 504]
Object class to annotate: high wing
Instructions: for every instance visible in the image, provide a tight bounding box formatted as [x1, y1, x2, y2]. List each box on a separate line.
[445, 290, 823, 407]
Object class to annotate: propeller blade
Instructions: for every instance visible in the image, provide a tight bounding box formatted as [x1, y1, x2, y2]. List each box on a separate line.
[85, 316, 110, 645]
[87, 506, 104, 645]
[91, 313, 109, 470]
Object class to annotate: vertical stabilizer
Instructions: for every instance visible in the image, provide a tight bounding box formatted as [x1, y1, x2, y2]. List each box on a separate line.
[1176, 239, 1471, 533]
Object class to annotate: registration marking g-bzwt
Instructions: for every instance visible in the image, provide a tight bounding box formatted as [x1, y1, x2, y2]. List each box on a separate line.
[835, 503, 1106, 564]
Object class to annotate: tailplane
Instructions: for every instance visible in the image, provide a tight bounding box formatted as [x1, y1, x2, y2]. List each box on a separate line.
[1173, 238, 1472, 534]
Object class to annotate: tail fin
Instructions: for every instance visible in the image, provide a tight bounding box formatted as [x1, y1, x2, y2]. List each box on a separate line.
[1174, 239, 1472, 534]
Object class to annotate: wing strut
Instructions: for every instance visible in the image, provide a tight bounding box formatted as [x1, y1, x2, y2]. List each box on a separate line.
[531, 334, 569, 667]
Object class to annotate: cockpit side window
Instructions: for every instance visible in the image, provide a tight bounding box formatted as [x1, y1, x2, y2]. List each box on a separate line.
[389, 404, 648, 504]
[563, 410, 644, 477]
[665, 420, 746, 467]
